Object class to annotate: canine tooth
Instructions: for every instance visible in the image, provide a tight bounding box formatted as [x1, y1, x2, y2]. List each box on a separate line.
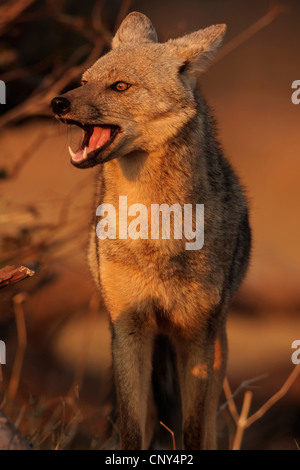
[68, 146, 76, 158]
[83, 147, 88, 159]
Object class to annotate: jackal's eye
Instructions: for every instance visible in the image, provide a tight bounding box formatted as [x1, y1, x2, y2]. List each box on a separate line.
[81, 80, 87, 86]
[111, 81, 131, 92]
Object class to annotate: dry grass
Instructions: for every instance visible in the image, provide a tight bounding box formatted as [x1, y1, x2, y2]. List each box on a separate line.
[1, 288, 299, 450]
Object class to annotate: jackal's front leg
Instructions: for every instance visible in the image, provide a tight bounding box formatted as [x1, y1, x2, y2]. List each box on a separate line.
[111, 313, 155, 450]
[175, 327, 220, 450]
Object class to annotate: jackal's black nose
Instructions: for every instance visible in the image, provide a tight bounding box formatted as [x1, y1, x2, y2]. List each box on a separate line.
[51, 96, 71, 116]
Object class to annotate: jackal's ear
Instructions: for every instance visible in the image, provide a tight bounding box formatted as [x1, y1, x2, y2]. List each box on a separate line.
[169, 24, 226, 72]
[112, 12, 158, 48]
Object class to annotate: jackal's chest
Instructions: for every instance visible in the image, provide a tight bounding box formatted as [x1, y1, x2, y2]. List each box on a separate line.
[97, 242, 217, 332]
[97, 237, 189, 318]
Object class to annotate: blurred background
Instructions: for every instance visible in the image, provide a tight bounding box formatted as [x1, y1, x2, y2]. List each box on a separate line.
[0, 0, 299, 450]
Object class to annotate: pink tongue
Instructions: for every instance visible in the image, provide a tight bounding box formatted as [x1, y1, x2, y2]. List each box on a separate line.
[73, 126, 111, 162]
[88, 126, 111, 152]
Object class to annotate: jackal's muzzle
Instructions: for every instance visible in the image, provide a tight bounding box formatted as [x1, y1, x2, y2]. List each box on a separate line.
[51, 96, 120, 168]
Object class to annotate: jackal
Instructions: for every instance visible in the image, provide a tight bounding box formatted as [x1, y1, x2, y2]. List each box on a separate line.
[51, 12, 251, 450]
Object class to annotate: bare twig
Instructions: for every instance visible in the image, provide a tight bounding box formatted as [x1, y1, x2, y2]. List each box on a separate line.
[224, 364, 300, 450]
[160, 421, 176, 451]
[221, 407, 236, 450]
[245, 363, 300, 428]
[232, 390, 253, 450]
[220, 373, 268, 420]
[222, 376, 239, 424]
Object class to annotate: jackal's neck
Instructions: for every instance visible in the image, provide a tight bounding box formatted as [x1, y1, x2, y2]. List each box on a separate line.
[98, 93, 217, 207]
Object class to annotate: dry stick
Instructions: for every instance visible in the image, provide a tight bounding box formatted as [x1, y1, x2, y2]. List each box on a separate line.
[232, 390, 253, 450]
[220, 373, 268, 420]
[220, 373, 268, 449]
[245, 363, 300, 429]
[230, 364, 300, 450]
[0, 265, 35, 288]
[221, 407, 237, 451]
[214, 3, 286, 65]
[222, 377, 239, 425]
[7, 293, 28, 401]
[160, 421, 176, 451]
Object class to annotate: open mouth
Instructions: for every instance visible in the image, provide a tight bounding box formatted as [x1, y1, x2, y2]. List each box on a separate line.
[62, 120, 120, 167]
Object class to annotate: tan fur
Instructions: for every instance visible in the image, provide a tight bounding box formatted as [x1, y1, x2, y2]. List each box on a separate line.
[52, 12, 251, 450]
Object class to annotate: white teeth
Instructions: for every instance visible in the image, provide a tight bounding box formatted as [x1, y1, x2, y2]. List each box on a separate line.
[83, 147, 88, 159]
[68, 145, 76, 158]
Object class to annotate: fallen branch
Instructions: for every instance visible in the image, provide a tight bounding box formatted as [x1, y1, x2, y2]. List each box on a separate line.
[0, 265, 35, 288]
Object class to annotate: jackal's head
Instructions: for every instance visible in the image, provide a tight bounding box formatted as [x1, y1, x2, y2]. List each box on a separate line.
[51, 12, 226, 168]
